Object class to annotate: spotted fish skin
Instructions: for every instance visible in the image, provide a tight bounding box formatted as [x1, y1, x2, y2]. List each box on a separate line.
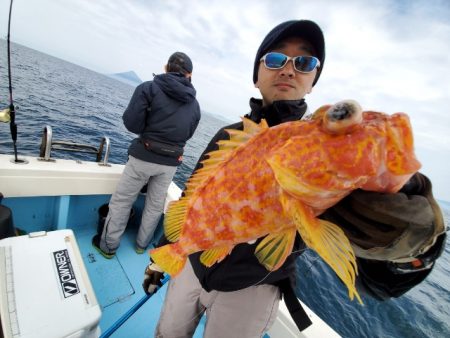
[150, 100, 421, 303]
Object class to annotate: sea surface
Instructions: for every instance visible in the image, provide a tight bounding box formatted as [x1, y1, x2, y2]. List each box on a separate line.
[1, 41, 449, 338]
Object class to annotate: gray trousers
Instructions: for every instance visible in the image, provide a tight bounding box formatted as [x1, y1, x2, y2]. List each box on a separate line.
[155, 261, 280, 338]
[100, 155, 177, 253]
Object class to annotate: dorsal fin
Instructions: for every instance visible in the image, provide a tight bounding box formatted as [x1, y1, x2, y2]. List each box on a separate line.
[242, 117, 268, 135]
[182, 117, 268, 197]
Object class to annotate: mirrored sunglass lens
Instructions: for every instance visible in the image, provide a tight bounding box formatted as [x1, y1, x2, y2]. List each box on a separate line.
[294, 56, 317, 72]
[265, 53, 287, 69]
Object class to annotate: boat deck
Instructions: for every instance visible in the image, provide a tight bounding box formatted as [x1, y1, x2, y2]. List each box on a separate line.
[73, 224, 205, 337]
[0, 154, 340, 338]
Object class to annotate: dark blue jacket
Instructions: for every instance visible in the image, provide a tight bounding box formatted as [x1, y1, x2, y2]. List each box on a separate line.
[123, 73, 201, 166]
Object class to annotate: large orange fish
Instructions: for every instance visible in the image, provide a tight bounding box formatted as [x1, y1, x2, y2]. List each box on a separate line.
[150, 100, 421, 303]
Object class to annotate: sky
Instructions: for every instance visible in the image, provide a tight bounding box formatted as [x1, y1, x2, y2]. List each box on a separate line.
[0, 0, 449, 200]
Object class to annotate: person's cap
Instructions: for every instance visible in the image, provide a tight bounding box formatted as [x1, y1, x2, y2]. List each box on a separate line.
[253, 20, 325, 86]
[168, 52, 193, 74]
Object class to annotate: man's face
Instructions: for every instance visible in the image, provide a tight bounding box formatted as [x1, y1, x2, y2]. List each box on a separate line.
[255, 37, 318, 106]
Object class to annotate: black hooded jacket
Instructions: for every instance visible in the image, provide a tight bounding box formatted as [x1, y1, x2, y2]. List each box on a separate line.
[124, 73, 201, 166]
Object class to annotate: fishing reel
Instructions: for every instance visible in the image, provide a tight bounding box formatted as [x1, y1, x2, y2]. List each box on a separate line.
[0, 107, 11, 123]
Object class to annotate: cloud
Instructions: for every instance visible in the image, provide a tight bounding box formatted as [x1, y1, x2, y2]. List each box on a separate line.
[1, 0, 449, 199]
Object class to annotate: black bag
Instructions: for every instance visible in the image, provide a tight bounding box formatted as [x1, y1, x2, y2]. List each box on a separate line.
[142, 139, 184, 158]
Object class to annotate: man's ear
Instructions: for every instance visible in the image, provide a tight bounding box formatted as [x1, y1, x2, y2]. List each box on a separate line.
[255, 80, 260, 89]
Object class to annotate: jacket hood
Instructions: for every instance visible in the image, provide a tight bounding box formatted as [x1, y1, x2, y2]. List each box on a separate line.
[153, 73, 197, 103]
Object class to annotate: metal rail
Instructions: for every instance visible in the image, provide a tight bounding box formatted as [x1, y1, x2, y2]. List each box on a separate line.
[39, 125, 111, 166]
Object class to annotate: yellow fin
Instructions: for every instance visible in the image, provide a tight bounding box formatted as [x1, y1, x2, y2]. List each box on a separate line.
[183, 149, 230, 196]
[200, 246, 233, 267]
[164, 198, 188, 242]
[242, 117, 269, 135]
[217, 140, 242, 151]
[150, 244, 186, 277]
[279, 191, 363, 304]
[223, 129, 250, 142]
[254, 229, 296, 271]
[183, 118, 269, 196]
[198, 150, 231, 168]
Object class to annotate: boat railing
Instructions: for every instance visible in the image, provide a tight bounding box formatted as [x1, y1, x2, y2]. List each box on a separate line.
[39, 125, 111, 166]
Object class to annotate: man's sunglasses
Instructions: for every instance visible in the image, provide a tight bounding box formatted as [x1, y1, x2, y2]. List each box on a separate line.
[260, 52, 320, 73]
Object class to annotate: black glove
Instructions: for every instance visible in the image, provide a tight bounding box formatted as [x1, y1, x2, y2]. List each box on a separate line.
[321, 173, 445, 262]
[321, 173, 447, 300]
[142, 262, 165, 295]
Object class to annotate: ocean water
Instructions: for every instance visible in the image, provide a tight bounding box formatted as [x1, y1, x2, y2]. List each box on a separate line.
[1, 41, 449, 338]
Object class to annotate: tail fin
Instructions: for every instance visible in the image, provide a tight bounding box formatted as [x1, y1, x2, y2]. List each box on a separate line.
[150, 244, 187, 277]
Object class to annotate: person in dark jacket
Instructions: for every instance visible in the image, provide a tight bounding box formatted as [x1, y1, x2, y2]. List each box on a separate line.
[93, 52, 201, 258]
[143, 21, 446, 337]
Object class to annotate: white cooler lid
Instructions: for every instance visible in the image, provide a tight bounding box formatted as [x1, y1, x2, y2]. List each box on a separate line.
[0, 230, 101, 338]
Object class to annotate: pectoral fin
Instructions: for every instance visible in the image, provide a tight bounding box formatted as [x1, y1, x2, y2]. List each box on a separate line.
[279, 190, 363, 304]
[254, 229, 296, 271]
[267, 148, 335, 199]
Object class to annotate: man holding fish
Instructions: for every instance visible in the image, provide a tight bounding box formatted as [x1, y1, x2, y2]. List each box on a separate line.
[143, 20, 446, 337]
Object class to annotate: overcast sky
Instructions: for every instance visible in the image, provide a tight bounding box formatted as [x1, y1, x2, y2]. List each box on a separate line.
[1, 0, 449, 200]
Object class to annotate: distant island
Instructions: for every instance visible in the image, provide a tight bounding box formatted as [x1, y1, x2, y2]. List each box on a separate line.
[108, 71, 143, 87]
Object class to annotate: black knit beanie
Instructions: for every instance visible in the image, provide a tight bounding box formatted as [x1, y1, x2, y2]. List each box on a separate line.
[253, 20, 325, 86]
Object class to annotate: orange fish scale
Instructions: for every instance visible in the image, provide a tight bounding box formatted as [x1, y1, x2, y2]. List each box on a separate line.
[182, 132, 290, 246]
[326, 136, 380, 176]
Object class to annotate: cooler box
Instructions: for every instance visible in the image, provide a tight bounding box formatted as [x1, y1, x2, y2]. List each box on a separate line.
[0, 230, 101, 338]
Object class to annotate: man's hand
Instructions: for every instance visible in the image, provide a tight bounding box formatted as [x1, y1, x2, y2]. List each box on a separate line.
[320, 173, 446, 300]
[142, 262, 165, 295]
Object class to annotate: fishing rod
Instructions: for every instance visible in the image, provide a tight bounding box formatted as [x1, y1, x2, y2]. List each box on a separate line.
[100, 275, 170, 338]
[4, 0, 19, 162]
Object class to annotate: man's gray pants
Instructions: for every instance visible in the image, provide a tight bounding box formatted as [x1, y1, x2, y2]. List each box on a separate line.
[155, 260, 280, 338]
[100, 155, 177, 253]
